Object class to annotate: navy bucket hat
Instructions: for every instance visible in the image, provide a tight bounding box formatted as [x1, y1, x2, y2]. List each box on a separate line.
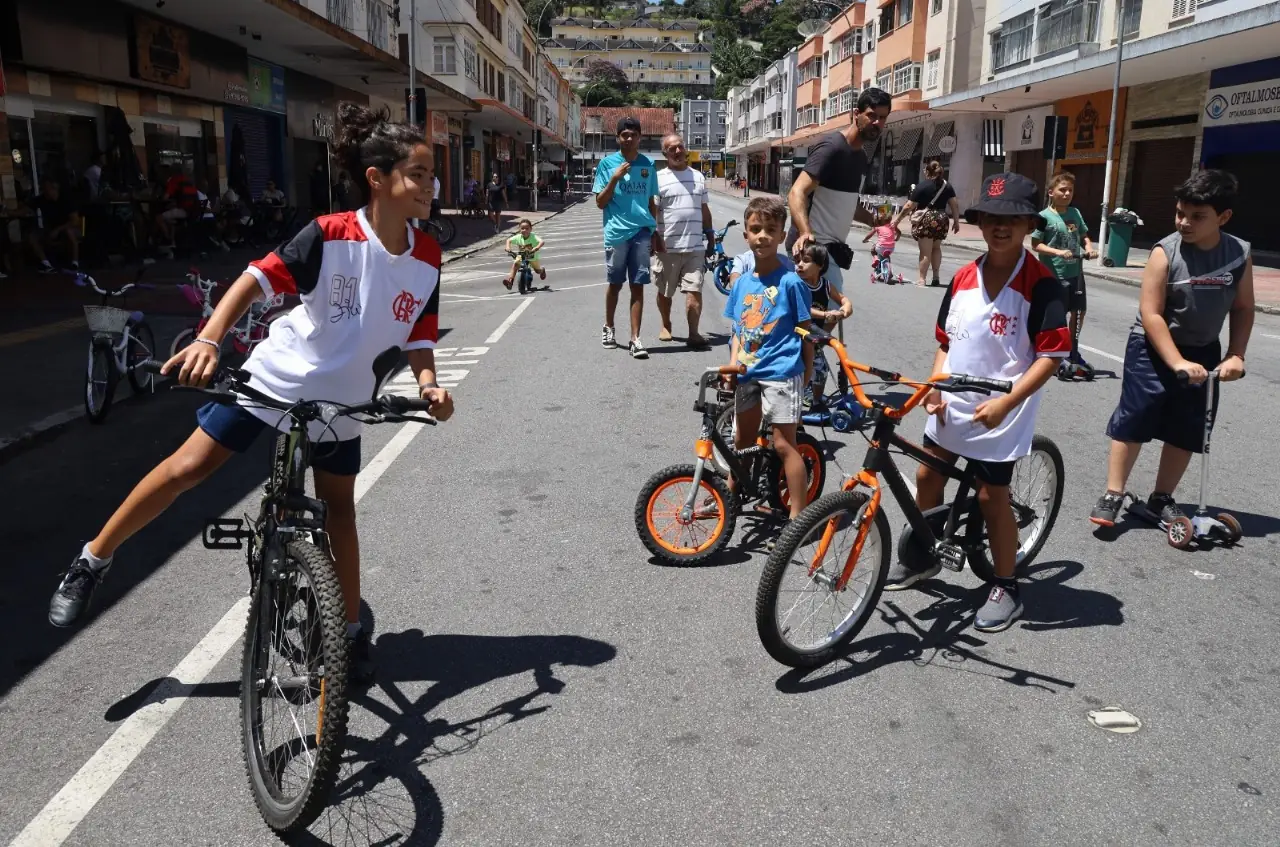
[963, 173, 1047, 230]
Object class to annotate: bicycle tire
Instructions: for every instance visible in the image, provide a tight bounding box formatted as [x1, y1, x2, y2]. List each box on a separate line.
[168, 326, 196, 361]
[966, 434, 1065, 582]
[85, 340, 117, 424]
[127, 321, 157, 394]
[755, 490, 891, 668]
[713, 261, 732, 296]
[635, 464, 737, 565]
[767, 430, 827, 514]
[241, 540, 350, 833]
[432, 217, 456, 246]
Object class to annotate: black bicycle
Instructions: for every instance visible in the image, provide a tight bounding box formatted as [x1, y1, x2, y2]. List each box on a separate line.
[151, 348, 437, 832]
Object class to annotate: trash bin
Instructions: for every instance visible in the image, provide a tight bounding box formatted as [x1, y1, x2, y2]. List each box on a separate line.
[1104, 209, 1143, 268]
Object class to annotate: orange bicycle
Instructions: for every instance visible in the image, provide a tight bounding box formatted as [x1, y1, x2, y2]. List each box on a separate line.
[755, 328, 1064, 668]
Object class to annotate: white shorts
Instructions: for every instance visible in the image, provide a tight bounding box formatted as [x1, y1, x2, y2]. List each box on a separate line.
[651, 249, 704, 298]
[162, 208, 188, 222]
[735, 375, 804, 425]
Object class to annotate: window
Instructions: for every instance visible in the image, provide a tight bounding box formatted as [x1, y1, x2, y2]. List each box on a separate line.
[865, 21, 876, 49]
[891, 59, 921, 94]
[862, 78, 871, 90]
[926, 49, 940, 89]
[508, 18, 522, 54]
[830, 86, 853, 116]
[477, 0, 502, 40]
[879, 3, 894, 35]
[875, 68, 892, 91]
[433, 40, 458, 75]
[897, 0, 913, 28]
[693, 135, 705, 146]
[498, 71, 506, 103]
[823, 98, 833, 120]
[931, 0, 942, 14]
[823, 52, 830, 76]
[694, 113, 706, 124]
[796, 104, 819, 127]
[769, 112, 782, 131]
[463, 39, 479, 81]
[716, 134, 726, 145]
[991, 11, 1033, 71]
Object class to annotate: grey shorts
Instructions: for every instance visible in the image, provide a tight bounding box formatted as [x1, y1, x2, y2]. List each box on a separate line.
[735, 375, 805, 425]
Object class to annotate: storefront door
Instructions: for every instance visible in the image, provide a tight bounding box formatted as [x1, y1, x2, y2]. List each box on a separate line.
[1127, 137, 1195, 247]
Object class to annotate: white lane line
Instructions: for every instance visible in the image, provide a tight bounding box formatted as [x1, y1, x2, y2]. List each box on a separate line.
[1078, 344, 1126, 364]
[485, 297, 536, 344]
[1262, 333, 1280, 340]
[552, 282, 609, 291]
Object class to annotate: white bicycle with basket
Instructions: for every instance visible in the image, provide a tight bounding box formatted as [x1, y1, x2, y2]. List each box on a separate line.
[75, 271, 158, 423]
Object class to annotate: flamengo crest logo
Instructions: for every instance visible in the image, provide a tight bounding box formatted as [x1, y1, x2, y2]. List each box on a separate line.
[987, 177, 1006, 197]
[989, 312, 1019, 337]
[392, 290, 423, 324]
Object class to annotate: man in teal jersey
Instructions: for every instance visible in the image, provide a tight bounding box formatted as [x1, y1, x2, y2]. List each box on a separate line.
[594, 116, 661, 359]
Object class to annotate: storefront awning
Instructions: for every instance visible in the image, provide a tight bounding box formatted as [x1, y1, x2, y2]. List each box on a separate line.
[981, 119, 1005, 159]
[923, 121, 955, 158]
[891, 127, 923, 162]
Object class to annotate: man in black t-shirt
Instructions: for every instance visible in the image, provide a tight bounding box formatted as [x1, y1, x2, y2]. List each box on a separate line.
[788, 88, 892, 295]
[27, 180, 81, 273]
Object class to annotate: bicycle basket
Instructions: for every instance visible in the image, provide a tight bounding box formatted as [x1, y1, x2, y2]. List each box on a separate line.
[83, 305, 133, 340]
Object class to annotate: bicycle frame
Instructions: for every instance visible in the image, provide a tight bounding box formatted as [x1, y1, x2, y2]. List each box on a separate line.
[680, 370, 773, 520]
[184, 273, 282, 349]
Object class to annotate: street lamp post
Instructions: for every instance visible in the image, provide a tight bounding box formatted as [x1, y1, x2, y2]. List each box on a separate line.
[1096, 0, 1127, 269]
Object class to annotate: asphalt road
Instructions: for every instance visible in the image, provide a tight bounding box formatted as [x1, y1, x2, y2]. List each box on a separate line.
[2, 194, 1279, 846]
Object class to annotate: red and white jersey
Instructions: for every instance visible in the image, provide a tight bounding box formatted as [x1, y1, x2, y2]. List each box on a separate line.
[242, 208, 441, 440]
[925, 250, 1069, 462]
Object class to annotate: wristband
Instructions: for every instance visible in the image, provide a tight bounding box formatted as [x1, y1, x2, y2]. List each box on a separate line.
[193, 338, 220, 353]
[419, 381, 441, 392]
[1226, 351, 1245, 362]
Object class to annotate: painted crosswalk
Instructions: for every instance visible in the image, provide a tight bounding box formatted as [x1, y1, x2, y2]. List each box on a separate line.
[382, 345, 492, 396]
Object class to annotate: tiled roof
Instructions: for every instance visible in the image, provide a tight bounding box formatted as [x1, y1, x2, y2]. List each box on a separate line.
[548, 37, 703, 52]
[582, 107, 676, 136]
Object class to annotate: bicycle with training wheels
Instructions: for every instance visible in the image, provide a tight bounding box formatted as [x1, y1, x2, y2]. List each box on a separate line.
[704, 219, 739, 296]
[635, 364, 827, 565]
[73, 270, 159, 423]
[755, 327, 1064, 667]
[170, 269, 287, 360]
[144, 347, 438, 833]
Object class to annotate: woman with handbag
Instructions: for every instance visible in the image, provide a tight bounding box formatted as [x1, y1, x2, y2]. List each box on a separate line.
[893, 160, 961, 287]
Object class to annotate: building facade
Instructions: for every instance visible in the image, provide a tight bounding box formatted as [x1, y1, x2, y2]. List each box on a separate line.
[545, 16, 713, 99]
[578, 106, 675, 173]
[677, 99, 728, 177]
[725, 50, 798, 194]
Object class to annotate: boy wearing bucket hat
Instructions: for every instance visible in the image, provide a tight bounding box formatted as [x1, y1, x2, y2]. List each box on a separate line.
[884, 173, 1071, 632]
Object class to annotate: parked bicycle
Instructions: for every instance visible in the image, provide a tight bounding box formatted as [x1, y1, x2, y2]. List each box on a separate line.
[755, 328, 1064, 668]
[635, 364, 826, 565]
[705, 219, 739, 296]
[170, 269, 287, 360]
[74, 270, 158, 423]
[424, 214, 456, 247]
[145, 347, 438, 833]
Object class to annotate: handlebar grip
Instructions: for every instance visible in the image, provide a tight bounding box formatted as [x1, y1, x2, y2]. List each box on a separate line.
[717, 363, 747, 375]
[138, 360, 166, 375]
[1176, 369, 1234, 385]
[801, 328, 833, 346]
[951, 374, 1013, 394]
[381, 395, 434, 413]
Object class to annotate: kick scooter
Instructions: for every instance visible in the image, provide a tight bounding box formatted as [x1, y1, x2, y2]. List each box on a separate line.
[1057, 245, 1099, 381]
[1123, 370, 1243, 549]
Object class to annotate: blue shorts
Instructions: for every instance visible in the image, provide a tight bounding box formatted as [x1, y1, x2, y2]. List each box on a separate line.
[604, 228, 652, 286]
[1105, 331, 1219, 454]
[197, 402, 362, 476]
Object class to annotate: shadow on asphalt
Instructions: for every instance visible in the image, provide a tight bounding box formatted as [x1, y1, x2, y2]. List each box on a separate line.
[774, 560, 1117, 695]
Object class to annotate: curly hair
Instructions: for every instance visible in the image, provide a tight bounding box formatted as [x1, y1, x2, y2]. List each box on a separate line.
[332, 102, 426, 205]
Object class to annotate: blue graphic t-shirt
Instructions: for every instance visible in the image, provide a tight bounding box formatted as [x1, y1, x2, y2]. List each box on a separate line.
[723, 265, 812, 382]
[593, 151, 658, 247]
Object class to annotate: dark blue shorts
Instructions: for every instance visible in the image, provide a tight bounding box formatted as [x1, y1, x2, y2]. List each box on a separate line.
[922, 435, 1015, 488]
[197, 402, 362, 476]
[1105, 331, 1219, 453]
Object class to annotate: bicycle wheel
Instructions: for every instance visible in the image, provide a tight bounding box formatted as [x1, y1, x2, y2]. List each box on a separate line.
[635, 464, 737, 565]
[127, 321, 157, 394]
[714, 261, 732, 296]
[242, 540, 350, 833]
[169, 326, 196, 361]
[756, 490, 891, 668]
[84, 340, 117, 424]
[432, 217, 456, 246]
[768, 430, 827, 514]
[966, 434, 1065, 582]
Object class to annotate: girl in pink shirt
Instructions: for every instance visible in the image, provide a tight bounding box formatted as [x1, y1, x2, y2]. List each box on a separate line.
[863, 210, 903, 284]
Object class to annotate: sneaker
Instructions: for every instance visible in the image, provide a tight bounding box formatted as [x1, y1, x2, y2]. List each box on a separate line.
[38, 261, 57, 275]
[1147, 492, 1184, 524]
[601, 325, 617, 348]
[1090, 491, 1125, 527]
[49, 557, 108, 627]
[629, 338, 649, 359]
[974, 582, 1023, 632]
[538, 267, 547, 280]
[883, 558, 942, 591]
[347, 628, 376, 687]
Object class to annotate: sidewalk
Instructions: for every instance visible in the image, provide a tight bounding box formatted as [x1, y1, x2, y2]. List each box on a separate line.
[709, 181, 1280, 314]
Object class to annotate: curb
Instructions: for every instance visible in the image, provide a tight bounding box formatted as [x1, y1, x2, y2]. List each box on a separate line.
[441, 199, 583, 266]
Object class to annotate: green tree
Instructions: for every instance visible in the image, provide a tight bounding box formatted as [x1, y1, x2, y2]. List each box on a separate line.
[632, 89, 654, 107]
[584, 58, 631, 97]
[651, 87, 685, 109]
[523, 0, 563, 35]
[575, 83, 627, 106]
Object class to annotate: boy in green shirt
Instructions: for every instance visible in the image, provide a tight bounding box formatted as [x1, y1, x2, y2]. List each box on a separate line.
[503, 218, 548, 289]
[1032, 172, 1097, 375]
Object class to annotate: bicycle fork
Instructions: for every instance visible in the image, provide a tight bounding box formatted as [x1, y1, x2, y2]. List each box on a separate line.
[809, 470, 883, 591]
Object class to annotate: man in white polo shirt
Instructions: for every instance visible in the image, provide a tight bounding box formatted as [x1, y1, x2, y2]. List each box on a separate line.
[652, 132, 713, 349]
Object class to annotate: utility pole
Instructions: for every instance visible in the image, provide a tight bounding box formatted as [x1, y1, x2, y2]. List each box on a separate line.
[1096, 0, 1125, 268]
[408, 0, 417, 127]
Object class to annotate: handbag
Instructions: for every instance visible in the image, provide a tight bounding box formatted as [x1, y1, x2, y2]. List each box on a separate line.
[910, 180, 948, 225]
[826, 240, 854, 270]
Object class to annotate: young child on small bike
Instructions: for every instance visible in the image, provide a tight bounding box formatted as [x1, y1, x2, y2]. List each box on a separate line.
[796, 243, 851, 406]
[1089, 170, 1253, 528]
[861, 209, 900, 284]
[47, 103, 455, 684]
[723, 196, 815, 525]
[884, 173, 1070, 633]
[502, 218, 547, 289]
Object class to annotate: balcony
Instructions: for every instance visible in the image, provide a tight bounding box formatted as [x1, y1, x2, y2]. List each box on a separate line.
[1036, 0, 1099, 57]
[327, 0, 354, 31]
[366, 0, 393, 54]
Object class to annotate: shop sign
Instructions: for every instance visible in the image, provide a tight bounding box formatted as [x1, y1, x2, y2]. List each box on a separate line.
[448, 117, 464, 135]
[1053, 90, 1126, 161]
[496, 136, 511, 161]
[1203, 77, 1280, 127]
[224, 82, 251, 106]
[706, 152, 722, 161]
[248, 59, 286, 112]
[937, 135, 957, 154]
[132, 15, 191, 89]
[430, 112, 449, 145]
[1005, 106, 1053, 151]
[312, 112, 335, 140]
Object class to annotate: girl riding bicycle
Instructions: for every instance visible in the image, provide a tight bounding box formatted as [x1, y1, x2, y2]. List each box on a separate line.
[48, 103, 455, 684]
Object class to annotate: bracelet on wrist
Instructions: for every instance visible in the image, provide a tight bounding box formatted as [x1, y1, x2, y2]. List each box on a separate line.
[419, 382, 441, 392]
[193, 338, 220, 353]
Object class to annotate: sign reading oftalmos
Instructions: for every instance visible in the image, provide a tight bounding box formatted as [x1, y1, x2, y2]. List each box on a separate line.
[1203, 77, 1280, 127]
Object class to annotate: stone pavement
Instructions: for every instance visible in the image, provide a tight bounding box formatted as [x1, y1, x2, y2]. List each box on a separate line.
[709, 181, 1280, 313]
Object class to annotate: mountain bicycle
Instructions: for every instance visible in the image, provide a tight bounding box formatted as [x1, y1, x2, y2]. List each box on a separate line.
[635, 364, 827, 565]
[169, 269, 287, 359]
[704, 219, 739, 296]
[755, 328, 1064, 667]
[144, 347, 438, 833]
[73, 270, 158, 423]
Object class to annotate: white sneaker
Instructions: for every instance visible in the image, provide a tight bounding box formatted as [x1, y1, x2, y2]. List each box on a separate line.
[629, 338, 648, 359]
[601, 325, 617, 349]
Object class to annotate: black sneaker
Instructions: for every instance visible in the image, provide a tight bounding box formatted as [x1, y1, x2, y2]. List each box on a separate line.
[1147, 492, 1184, 524]
[347, 629, 376, 687]
[1090, 491, 1125, 527]
[49, 557, 108, 627]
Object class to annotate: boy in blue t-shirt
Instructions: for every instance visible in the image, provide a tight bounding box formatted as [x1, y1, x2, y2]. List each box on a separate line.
[723, 196, 815, 521]
[593, 116, 661, 358]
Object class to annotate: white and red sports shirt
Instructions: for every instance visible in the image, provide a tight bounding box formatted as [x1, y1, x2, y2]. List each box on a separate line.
[242, 208, 441, 440]
[925, 250, 1069, 462]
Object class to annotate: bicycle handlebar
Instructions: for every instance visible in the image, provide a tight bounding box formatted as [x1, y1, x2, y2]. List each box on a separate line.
[942, 374, 1014, 395]
[71, 271, 153, 297]
[1176, 368, 1242, 385]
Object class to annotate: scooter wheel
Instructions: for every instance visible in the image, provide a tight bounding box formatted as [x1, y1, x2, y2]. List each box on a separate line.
[1166, 516, 1195, 549]
[1216, 512, 1243, 544]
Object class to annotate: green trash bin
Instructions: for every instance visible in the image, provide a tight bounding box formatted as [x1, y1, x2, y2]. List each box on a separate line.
[1104, 220, 1136, 268]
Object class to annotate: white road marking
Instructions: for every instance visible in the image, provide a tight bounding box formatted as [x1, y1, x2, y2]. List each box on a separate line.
[1078, 344, 1126, 364]
[1262, 333, 1280, 340]
[485, 297, 536, 344]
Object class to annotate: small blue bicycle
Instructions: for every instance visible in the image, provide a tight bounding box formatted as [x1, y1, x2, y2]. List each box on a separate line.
[705, 219, 739, 296]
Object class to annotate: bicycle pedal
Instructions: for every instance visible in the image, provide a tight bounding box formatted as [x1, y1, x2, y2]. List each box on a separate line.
[933, 541, 966, 572]
[204, 518, 250, 550]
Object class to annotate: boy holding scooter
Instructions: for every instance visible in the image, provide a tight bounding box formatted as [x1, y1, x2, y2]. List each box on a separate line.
[1090, 170, 1254, 528]
[1032, 171, 1097, 378]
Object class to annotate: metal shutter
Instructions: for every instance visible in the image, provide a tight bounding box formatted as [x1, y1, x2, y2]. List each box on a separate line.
[228, 110, 273, 199]
[1127, 137, 1196, 247]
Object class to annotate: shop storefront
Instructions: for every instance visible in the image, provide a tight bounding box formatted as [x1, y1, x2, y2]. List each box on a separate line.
[1199, 57, 1280, 253]
[285, 69, 364, 216]
[426, 111, 451, 204]
[1052, 88, 1128, 237]
[1004, 105, 1054, 199]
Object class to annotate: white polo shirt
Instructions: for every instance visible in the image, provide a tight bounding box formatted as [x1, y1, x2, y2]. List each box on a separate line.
[656, 166, 707, 252]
